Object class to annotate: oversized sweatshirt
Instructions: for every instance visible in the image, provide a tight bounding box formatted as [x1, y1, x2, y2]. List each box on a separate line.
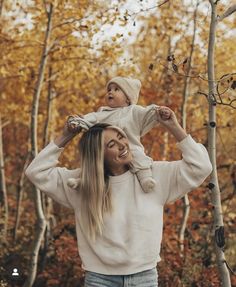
[25, 135, 212, 275]
[78, 104, 158, 170]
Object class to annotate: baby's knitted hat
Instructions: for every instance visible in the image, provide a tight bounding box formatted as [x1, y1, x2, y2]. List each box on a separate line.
[107, 77, 141, 105]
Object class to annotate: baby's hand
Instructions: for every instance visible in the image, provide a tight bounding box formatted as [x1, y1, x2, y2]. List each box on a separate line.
[156, 106, 171, 120]
[67, 115, 83, 132]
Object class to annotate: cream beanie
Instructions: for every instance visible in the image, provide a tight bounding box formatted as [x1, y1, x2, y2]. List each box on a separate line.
[107, 77, 141, 105]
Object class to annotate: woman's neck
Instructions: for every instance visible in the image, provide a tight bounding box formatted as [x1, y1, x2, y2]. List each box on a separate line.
[109, 165, 129, 176]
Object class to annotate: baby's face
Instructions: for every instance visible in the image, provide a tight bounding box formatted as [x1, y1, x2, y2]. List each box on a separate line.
[106, 83, 130, 108]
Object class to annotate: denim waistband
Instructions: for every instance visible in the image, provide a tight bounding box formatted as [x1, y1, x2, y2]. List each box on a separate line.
[84, 267, 158, 287]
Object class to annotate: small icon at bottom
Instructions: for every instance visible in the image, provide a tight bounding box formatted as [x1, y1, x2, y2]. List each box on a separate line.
[11, 268, 19, 276]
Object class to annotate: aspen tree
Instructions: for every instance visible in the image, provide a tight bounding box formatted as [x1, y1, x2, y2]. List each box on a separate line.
[207, 1, 236, 286]
[179, 1, 199, 254]
[13, 154, 30, 242]
[40, 65, 56, 272]
[23, 4, 53, 287]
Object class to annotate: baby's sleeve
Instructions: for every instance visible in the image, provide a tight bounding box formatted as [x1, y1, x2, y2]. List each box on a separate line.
[83, 112, 99, 126]
[133, 104, 159, 136]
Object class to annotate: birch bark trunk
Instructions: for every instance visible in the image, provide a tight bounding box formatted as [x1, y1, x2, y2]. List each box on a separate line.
[24, 4, 53, 287]
[13, 154, 30, 242]
[40, 65, 56, 273]
[161, 36, 172, 160]
[207, 1, 231, 286]
[179, 2, 198, 254]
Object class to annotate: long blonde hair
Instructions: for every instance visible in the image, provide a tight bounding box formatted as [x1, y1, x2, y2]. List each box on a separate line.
[78, 123, 114, 240]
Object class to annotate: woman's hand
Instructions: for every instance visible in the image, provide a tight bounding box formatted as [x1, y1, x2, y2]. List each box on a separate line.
[156, 106, 188, 142]
[156, 106, 177, 128]
[54, 115, 82, 148]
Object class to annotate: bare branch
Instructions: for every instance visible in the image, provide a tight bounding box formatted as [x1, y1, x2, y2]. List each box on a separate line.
[224, 260, 236, 275]
[215, 99, 236, 109]
[217, 4, 236, 21]
[130, 0, 169, 18]
[52, 6, 112, 30]
[197, 91, 236, 109]
[52, 0, 169, 30]
[197, 91, 208, 98]
[159, 60, 236, 85]
[158, 60, 208, 81]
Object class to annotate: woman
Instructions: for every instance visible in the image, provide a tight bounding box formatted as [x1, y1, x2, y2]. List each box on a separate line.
[25, 106, 212, 287]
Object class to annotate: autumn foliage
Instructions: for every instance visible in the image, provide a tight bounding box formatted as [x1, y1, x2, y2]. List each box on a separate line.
[0, 0, 236, 286]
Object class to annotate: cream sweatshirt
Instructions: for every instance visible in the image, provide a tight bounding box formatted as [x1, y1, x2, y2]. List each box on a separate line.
[25, 135, 212, 275]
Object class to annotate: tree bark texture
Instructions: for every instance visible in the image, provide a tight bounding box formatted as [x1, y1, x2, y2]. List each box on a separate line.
[14, 153, 30, 242]
[42, 66, 53, 148]
[207, 1, 231, 286]
[24, 4, 53, 287]
[40, 65, 57, 273]
[179, 2, 198, 254]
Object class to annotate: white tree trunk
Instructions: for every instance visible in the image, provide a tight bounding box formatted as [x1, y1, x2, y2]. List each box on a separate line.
[179, 2, 198, 254]
[40, 65, 57, 273]
[13, 153, 30, 242]
[162, 35, 172, 160]
[24, 4, 53, 287]
[207, 1, 231, 286]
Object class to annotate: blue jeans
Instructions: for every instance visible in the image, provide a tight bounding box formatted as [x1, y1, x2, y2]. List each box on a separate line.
[84, 267, 158, 287]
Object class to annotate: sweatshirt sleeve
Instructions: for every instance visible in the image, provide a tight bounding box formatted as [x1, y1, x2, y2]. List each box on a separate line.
[133, 104, 159, 137]
[25, 142, 80, 209]
[154, 135, 212, 204]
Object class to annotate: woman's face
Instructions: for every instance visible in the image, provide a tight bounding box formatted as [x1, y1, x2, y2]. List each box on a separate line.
[103, 128, 132, 175]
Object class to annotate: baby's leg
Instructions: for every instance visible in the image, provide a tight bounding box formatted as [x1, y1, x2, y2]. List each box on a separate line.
[129, 148, 156, 193]
[136, 168, 156, 193]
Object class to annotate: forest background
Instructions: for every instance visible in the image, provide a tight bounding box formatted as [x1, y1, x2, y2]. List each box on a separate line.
[0, 0, 236, 286]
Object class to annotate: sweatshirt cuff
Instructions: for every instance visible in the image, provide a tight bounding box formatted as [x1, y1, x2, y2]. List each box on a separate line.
[50, 140, 65, 151]
[176, 134, 194, 150]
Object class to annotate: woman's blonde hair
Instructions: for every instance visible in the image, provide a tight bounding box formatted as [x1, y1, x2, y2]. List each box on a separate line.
[78, 123, 126, 240]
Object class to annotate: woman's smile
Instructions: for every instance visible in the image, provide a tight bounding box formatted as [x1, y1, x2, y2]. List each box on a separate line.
[119, 149, 129, 158]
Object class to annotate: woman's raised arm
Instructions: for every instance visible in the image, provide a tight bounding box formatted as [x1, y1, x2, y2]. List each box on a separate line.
[154, 107, 212, 203]
[25, 118, 81, 209]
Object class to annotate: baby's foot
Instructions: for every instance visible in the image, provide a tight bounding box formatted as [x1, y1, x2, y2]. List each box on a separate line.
[140, 178, 156, 193]
[67, 178, 80, 189]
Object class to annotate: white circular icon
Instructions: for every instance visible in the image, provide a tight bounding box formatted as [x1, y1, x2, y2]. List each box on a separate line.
[12, 268, 19, 276]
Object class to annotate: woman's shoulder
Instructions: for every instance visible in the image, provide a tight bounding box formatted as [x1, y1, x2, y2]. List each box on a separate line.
[151, 160, 177, 178]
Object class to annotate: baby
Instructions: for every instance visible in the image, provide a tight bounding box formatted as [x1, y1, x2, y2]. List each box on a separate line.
[67, 76, 161, 193]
